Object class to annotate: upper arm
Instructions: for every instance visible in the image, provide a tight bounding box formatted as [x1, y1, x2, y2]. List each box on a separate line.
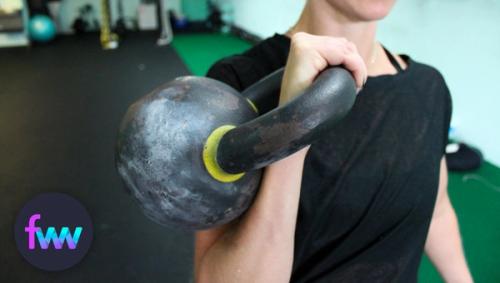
[433, 69, 453, 218]
[433, 157, 451, 218]
[193, 223, 233, 280]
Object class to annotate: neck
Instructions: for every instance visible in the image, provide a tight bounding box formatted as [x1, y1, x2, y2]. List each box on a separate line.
[288, 1, 378, 65]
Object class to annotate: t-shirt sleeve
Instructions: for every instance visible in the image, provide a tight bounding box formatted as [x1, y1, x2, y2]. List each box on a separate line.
[206, 52, 283, 114]
[207, 55, 270, 93]
[206, 57, 245, 91]
[440, 75, 453, 156]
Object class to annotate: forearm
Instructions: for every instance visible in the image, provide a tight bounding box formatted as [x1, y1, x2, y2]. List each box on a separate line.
[425, 200, 473, 283]
[196, 148, 308, 283]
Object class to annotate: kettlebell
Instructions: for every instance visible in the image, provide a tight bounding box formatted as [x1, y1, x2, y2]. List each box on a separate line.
[115, 67, 356, 230]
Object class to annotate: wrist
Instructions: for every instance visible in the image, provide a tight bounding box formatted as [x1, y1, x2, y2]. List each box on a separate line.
[289, 146, 310, 160]
[283, 146, 310, 163]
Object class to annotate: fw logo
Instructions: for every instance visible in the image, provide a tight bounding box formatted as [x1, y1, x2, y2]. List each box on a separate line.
[24, 214, 83, 250]
[15, 193, 93, 271]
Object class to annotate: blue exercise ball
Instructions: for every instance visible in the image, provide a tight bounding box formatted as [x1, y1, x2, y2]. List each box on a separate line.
[29, 15, 56, 42]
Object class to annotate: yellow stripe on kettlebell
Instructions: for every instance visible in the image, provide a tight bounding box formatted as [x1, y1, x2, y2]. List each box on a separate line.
[203, 125, 245, 183]
[246, 99, 259, 114]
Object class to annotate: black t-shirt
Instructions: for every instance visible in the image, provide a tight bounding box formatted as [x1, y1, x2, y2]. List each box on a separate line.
[207, 34, 452, 283]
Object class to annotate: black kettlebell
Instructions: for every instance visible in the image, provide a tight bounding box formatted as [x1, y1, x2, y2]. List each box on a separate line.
[115, 67, 356, 230]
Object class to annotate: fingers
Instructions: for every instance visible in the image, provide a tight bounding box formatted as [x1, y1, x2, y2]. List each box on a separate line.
[290, 33, 368, 90]
[315, 36, 367, 89]
[282, 32, 368, 105]
[342, 43, 368, 90]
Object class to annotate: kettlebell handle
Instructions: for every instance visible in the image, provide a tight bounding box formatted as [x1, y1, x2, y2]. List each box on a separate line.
[213, 67, 357, 175]
[240, 68, 284, 113]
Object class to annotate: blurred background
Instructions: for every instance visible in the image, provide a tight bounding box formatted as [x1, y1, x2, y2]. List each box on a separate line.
[0, 0, 499, 282]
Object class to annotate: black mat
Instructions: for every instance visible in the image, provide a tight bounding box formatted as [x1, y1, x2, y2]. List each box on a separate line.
[0, 33, 193, 282]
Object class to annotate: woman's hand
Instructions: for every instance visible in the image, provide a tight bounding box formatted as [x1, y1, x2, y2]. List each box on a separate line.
[279, 32, 368, 105]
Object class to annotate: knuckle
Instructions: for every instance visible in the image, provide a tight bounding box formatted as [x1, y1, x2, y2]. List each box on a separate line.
[325, 37, 338, 46]
[337, 37, 348, 44]
[292, 41, 308, 53]
[347, 42, 357, 51]
[325, 38, 346, 55]
[291, 32, 308, 43]
[312, 54, 326, 70]
[291, 37, 310, 52]
[332, 37, 350, 55]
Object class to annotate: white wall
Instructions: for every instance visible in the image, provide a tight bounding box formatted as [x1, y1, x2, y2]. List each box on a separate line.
[229, 0, 500, 165]
[230, 0, 305, 37]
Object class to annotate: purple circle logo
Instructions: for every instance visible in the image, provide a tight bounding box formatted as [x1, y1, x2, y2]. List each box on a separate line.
[14, 193, 93, 271]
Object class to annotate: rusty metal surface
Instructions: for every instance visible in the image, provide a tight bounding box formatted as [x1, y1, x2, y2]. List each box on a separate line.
[218, 67, 357, 174]
[241, 67, 284, 113]
[116, 77, 261, 230]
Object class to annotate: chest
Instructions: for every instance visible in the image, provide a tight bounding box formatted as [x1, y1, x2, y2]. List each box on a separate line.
[297, 87, 445, 237]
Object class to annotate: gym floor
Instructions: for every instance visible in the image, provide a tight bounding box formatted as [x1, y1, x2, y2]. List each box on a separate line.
[0, 32, 499, 282]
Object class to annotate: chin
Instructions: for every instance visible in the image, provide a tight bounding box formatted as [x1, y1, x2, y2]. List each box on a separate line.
[325, 0, 396, 21]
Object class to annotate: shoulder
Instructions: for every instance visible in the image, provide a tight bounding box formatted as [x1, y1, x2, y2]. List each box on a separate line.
[407, 58, 449, 93]
[206, 34, 289, 91]
[409, 58, 453, 136]
[403, 57, 452, 107]
[396, 57, 453, 153]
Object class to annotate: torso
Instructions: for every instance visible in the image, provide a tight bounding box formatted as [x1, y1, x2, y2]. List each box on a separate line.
[207, 33, 452, 283]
